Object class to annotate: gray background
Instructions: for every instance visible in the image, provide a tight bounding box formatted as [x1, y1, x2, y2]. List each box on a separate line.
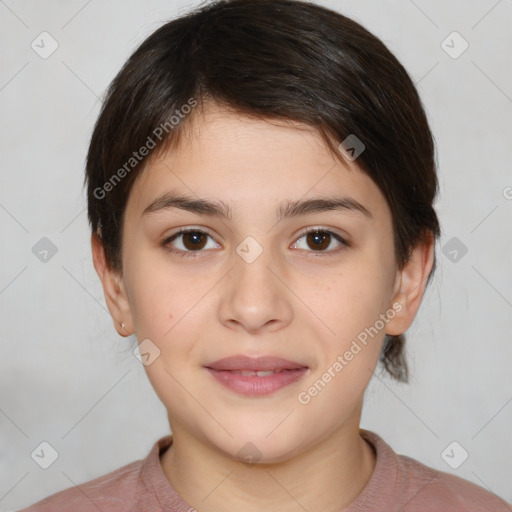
[1, 0, 511, 509]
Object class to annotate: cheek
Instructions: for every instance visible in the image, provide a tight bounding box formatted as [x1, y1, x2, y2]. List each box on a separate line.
[304, 253, 393, 367]
[311, 265, 391, 329]
[124, 256, 214, 389]
[125, 249, 203, 334]
[297, 278, 386, 415]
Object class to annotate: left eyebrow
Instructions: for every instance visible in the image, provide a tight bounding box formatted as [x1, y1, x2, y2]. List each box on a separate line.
[142, 192, 373, 221]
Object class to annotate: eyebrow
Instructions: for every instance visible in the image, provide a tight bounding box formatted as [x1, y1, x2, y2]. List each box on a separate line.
[142, 192, 373, 222]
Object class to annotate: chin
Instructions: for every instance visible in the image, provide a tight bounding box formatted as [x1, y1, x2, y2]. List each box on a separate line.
[210, 427, 305, 466]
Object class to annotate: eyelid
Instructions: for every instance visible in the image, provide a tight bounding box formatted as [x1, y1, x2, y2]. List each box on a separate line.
[166, 225, 217, 239]
[297, 225, 348, 240]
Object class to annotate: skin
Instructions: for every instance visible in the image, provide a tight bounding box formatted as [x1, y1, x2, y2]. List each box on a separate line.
[92, 101, 434, 512]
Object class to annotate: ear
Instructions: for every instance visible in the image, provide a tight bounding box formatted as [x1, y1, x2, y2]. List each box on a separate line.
[91, 233, 133, 337]
[385, 233, 435, 336]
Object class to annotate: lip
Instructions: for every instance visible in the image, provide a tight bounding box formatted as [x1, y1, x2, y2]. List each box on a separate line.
[204, 355, 308, 372]
[205, 367, 309, 396]
[204, 355, 309, 396]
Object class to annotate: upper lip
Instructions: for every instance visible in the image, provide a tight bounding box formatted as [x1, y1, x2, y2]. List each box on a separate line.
[204, 355, 308, 371]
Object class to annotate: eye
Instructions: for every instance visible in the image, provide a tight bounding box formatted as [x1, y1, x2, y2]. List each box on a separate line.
[162, 227, 349, 259]
[163, 229, 219, 258]
[291, 228, 348, 255]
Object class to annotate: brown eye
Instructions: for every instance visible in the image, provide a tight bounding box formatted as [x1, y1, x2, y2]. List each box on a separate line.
[292, 229, 348, 255]
[181, 231, 207, 250]
[164, 229, 219, 258]
[306, 231, 331, 251]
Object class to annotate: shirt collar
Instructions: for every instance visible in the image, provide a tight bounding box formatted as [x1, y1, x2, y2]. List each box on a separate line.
[140, 429, 398, 511]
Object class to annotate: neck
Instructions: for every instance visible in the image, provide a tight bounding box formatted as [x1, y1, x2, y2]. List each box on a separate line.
[160, 414, 376, 512]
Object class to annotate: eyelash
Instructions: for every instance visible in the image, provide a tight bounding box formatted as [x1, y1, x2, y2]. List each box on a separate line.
[162, 227, 349, 259]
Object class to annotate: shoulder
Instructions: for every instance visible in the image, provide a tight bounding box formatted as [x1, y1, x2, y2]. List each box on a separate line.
[396, 452, 510, 511]
[17, 458, 145, 512]
[359, 429, 510, 512]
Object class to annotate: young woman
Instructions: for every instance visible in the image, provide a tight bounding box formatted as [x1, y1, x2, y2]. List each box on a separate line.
[20, 0, 510, 510]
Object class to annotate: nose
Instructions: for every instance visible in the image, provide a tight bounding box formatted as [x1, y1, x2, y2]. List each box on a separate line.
[218, 243, 293, 334]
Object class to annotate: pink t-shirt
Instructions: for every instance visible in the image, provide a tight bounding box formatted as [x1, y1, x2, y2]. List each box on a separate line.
[18, 429, 510, 511]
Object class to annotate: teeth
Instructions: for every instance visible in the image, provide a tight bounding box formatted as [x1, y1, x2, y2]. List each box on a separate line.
[235, 370, 280, 376]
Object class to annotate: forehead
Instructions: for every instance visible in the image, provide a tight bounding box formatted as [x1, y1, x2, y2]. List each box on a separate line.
[125, 103, 391, 225]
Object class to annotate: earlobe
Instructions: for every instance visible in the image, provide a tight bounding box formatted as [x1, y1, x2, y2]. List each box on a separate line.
[91, 233, 133, 337]
[385, 235, 435, 336]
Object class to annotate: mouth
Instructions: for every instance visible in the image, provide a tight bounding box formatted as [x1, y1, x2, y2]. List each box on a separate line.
[222, 369, 296, 376]
[204, 355, 309, 396]
[204, 354, 308, 372]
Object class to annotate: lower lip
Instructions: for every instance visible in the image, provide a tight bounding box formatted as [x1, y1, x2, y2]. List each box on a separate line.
[205, 368, 309, 396]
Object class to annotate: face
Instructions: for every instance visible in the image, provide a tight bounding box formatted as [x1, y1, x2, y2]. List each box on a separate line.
[94, 102, 430, 463]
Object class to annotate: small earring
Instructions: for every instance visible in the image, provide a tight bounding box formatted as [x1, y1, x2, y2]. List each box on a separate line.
[121, 322, 126, 331]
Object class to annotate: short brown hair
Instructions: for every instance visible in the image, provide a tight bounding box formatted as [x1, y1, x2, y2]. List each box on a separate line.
[84, 0, 441, 383]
